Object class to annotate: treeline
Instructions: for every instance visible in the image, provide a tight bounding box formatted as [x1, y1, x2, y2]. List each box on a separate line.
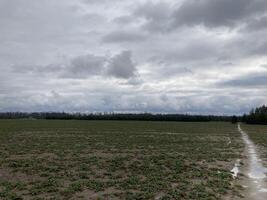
[0, 112, 233, 122]
[242, 105, 267, 124]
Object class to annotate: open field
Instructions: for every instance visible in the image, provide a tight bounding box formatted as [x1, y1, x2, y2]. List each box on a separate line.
[0, 120, 244, 200]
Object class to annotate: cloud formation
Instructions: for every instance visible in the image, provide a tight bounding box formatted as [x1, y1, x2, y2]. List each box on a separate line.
[11, 51, 137, 80]
[102, 31, 147, 43]
[219, 72, 267, 87]
[1, 0, 267, 114]
[63, 54, 106, 78]
[173, 0, 267, 28]
[106, 51, 137, 79]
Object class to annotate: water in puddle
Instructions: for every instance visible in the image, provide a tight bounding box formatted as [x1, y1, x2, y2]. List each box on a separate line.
[238, 124, 267, 199]
[231, 159, 241, 179]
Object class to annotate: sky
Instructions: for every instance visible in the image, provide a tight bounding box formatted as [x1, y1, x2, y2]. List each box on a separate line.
[1, 0, 267, 115]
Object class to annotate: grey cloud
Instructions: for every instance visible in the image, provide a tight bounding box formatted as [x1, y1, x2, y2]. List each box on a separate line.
[134, 2, 171, 20]
[173, 0, 267, 29]
[106, 51, 137, 79]
[12, 51, 137, 80]
[134, 0, 267, 32]
[83, 13, 107, 25]
[251, 41, 267, 56]
[243, 15, 267, 32]
[12, 63, 64, 74]
[217, 30, 267, 60]
[165, 40, 218, 63]
[113, 15, 134, 24]
[142, 36, 220, 73]
[11, 54, 105, 79]
[81, 0, 121, 4]
[102, 31, 147, 43]
[134, 2, 173, 32]
[62, 54, 106, 78]
[219, 73, 267, 87]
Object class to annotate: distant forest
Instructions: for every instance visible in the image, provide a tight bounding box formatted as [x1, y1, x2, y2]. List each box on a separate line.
[0, 105, 266, 124]
[242, 105, 267, 124]
[0, 112, 232, 122]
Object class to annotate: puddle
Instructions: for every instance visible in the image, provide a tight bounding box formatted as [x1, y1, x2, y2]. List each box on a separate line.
[238, 123, 267, 199]
[231, 159, 241, 178]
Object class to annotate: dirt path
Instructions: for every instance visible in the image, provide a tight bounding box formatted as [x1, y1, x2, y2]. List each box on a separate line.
[237, 123, 267, 200]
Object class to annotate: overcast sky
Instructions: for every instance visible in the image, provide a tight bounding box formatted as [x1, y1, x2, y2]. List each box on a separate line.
[1, 0, 267, 114]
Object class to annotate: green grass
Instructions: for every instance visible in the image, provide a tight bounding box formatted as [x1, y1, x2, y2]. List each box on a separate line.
[0, 120, 243, 199]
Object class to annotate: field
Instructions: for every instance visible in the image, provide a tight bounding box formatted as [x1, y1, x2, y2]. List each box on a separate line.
[0, 120, 244, 200]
